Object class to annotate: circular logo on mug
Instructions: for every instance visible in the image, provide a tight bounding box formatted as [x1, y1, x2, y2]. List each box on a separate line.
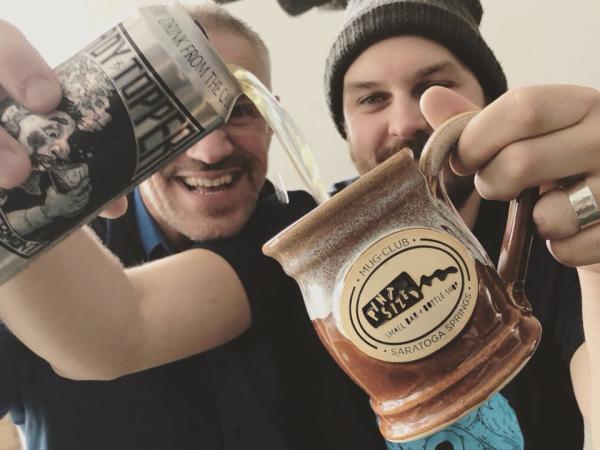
[339, 228, 478, 363]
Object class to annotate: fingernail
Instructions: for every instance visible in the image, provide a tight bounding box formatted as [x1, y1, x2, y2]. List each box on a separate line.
[24, 76, 62, 111]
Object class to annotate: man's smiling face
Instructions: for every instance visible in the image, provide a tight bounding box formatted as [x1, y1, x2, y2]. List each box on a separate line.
[139, 28, 272, 245]
[342, 35, 485, 175]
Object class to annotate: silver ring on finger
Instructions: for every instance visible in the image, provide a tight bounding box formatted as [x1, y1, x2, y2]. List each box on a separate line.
[566, 180, 600, 230]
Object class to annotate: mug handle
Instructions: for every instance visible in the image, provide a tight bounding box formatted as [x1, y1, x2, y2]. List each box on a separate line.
[419, 111, 538, 312]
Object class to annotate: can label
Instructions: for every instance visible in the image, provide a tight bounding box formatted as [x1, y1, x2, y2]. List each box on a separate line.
[0, 25, 204, 258]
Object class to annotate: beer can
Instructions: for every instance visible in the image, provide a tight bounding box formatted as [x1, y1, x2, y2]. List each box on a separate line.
[0, 2, 242, 284]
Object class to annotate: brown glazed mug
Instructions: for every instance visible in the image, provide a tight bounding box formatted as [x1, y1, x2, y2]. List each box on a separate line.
[263, 112, 542, 442]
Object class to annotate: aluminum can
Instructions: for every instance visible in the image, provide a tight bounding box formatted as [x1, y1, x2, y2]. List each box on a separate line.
[0, 3, 242, 284]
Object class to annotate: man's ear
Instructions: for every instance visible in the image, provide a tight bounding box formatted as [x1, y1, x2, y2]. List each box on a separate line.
[342, 119, 349, 140]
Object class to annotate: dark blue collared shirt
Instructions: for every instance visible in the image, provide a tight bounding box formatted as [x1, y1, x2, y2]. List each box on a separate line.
[133, 188, 171, 260]
[132, 187, 290, 450]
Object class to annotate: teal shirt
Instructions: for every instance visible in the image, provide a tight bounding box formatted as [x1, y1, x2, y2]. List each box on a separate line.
[386, 393, 523, 450]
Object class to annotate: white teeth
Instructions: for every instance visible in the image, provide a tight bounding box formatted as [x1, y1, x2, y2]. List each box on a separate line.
[182, 174, 234, 188]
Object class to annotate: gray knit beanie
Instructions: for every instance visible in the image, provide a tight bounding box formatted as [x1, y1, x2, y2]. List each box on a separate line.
[325, 0, 507, 138]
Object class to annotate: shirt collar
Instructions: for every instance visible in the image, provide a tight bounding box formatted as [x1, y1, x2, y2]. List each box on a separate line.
[134, 188, 171, 259]
[133, 181, 277, 259]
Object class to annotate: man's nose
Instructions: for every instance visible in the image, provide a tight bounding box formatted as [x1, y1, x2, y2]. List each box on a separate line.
[50, 141, 70, 160]
[185, 127, 234, 164]
[387, 97, 430, 140]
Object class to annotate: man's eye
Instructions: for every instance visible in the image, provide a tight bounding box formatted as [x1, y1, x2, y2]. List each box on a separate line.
[358, 93, 387, 105]
[43, 124, 61, 138]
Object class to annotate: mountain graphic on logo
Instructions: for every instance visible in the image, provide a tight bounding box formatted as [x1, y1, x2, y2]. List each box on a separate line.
[362, 266, 458, 328]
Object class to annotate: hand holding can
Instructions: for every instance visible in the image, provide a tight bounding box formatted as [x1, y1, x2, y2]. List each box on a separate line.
[0, 3, 242, 285]
[0, 19, 63, 189]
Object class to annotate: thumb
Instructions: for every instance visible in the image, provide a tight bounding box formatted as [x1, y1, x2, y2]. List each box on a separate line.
[0, 131, 32, 189]
[420, 86, 481, 129]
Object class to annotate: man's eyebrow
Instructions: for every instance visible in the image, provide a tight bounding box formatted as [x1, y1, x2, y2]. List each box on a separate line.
[344, 61, 460, 94]
[344, 80, 383, 94]
[417, 61, 458, 77]
[50, 116, 70, 126]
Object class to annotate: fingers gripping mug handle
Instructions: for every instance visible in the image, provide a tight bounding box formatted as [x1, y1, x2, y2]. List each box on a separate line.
[419, 111, 538, 309]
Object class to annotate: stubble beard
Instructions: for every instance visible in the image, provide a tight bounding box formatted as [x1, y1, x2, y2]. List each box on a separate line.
[142, 158, 266, 243]
[349, 135, 475, 208]
[350, 132, 429, 175]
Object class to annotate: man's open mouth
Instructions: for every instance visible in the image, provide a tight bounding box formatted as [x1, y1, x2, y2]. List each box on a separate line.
[176, 172, 242, 193]
[33, 155, 59, 170]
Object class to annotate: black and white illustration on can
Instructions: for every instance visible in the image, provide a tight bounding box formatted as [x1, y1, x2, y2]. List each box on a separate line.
[0, 24, 201, 259]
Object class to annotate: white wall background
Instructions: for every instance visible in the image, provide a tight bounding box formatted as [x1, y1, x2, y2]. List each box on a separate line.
[4, 0, 600, 192]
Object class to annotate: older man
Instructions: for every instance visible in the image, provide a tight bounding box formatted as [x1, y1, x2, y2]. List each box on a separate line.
[0, 3, 384, 450]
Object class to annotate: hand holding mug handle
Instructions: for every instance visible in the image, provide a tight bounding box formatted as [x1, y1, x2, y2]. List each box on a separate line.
[419, 111, 538, 311]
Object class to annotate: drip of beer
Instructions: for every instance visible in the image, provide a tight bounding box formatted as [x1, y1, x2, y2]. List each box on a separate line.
[229, 64, 330, 205]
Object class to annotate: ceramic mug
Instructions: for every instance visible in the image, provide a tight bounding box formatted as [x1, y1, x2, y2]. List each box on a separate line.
[263, 112, 542, 442]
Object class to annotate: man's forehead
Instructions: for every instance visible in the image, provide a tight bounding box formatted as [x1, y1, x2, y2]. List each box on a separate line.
[207, 29, 269, 87]
[345, 35, 465, 78]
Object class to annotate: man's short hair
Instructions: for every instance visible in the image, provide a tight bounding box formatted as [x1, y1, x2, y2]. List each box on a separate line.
[181, 1, 272, 87]
[0, 104, 28, 138]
